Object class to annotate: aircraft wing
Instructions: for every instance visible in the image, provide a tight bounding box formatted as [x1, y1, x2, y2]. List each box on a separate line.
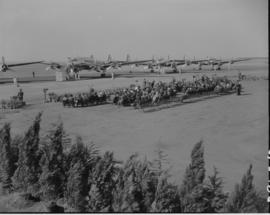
[190, 59, 208, 64]
[7, 61, 43, 67]
[136, 61, 153, 66]
[231, 57, 252, 63]
[118, 59, 153, 66]
[40, 61, 66, 71]
[217, 57, 252, 65]
[75, 63, 97, 70]
[40, 61, 64, 66]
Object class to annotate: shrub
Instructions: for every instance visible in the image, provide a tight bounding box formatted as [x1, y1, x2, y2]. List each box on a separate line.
[206, 167, 228, 212]
[112, 154, 158, 212]
[151, 173, 181, 212]
[39, 121, 66, 200]
[87, 152, 118, 212]
[225, 164, 268, 213]
[0, 123, 13, 193]
[65, 137, 98, 212]
[12, 112, 43, 194]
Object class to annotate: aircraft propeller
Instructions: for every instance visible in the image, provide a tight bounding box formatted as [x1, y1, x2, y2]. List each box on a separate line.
[1, 56, 8, 72]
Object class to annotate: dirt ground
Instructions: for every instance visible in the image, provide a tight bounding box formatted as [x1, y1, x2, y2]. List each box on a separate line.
[0, 60, 268, 193]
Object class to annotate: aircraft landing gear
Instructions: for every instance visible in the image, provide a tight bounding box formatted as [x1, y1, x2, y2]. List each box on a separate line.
[214, 66, 220, 71]
[173, 68, 178, 73]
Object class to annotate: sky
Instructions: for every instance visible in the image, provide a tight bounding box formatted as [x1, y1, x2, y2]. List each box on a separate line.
[0, 0, 268, 62]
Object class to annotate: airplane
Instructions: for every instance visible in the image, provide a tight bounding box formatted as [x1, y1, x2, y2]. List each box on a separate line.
[80, 54, 131, 67]
[42, 54, 152, 78]
[164, 56, 254, 71]
[199, 57, 253, 70]
[137, 55, 193, 73]
[1, 56, 43, 72]
[134, 55, 253, 73]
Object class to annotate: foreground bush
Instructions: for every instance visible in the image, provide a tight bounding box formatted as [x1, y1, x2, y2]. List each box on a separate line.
[39, 122, 66, 200]
[225, 164, 268, 213]
[12, 112, 43, 195]
[0, 116, 268, 213]
[0, 123, 13, 193]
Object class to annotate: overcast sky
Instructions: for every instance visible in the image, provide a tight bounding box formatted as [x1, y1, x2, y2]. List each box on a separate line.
[0, 0, 268, 61]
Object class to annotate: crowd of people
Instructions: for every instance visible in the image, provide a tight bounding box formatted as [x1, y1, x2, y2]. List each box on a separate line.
[46, 75, 240, 108]
[56, 89, 107, 107]
[104, 75, 238, 108]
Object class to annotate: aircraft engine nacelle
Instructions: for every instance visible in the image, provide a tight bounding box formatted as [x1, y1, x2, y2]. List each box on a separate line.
[115, 64, 122, 69]
[112, 64, 118, 69]
[155, 65, 160, 70]
[148, 65, 153, 69]
[50, 65, 56, 70]
[185, 60, 190, 66]
[1, 64, 8, 72]
[48, 64, 62, 70]
[213, 64, 221, 70]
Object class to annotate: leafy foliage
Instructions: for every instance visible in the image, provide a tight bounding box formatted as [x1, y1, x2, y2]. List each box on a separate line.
[180, 140, 206, 212]
[0, 117, 266, 213]
[205, 167, 228, 212]
[112, 154, 159, 212]
[12, 112, 43, 194]
[151, 173, 181, 212]
[65, 136, 98, 212]
[39, 121, 65, 200]
[225, 164, 267, 213]
[10, 135, 23, 176]
[87, 151, 118, 212]
[0, 123, 13, 192]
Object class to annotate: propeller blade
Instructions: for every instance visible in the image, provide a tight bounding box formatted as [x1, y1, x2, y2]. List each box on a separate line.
[8, 67, 16, 72]
[2, 56, 5, 65]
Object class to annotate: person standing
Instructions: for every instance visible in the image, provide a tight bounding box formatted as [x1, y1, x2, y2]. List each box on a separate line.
[13, 76, 20, 87]
[18, 89, 24, 101]
[111, 71, 115, 80]
[238, 71, 242, 81]
[32, 71, 35, 78]
[43, 88, 48, 103]
[236, 80, 242, 96]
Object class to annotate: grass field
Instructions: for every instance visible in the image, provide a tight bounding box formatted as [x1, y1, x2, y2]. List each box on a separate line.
[0, 58, 268, 194]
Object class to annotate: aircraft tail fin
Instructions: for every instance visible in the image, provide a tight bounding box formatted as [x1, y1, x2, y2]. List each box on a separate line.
[90, 54, 95, 62]
[107, 54, 112, 62]
[126, 54, 130, 62]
